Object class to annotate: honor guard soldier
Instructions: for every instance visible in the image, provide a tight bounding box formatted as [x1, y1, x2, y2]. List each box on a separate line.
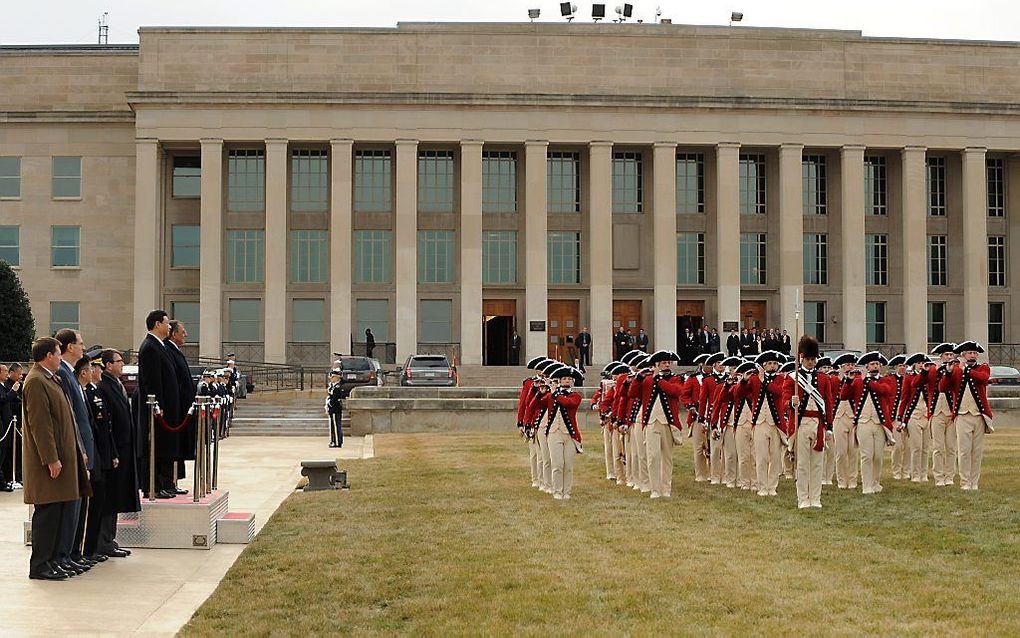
[731, 360, 759, 491]
[685, 354, 713, 482]
[537, 366, 584, 500]
[325, 368, 345, 448]
[941, 341, 993, 491]
[592, 362, 614, 480]
[697, 353, 727, 484]
[925, 343, 959, 486]
[596, 362, 628, 483]
[897, 353, 932, 482]
[779, 358, 798, 480]
[529, 360, 562, 493]
[736, 351, 789, 496]
[816, 356, 836, 485]
[630, 350, 685, 499]
[612, 351, 642, 489]
[842, 352, 897, 495]
[627, 354, 654, 493]
[786, 337, 836, 509]
[709, 356, 744, 487]
[887, 354, 910, 479]
[519, 357, 551, 488]
[831, 353, 860, 489]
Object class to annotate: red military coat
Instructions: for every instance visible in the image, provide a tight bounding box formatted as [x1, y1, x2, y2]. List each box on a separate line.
[734, 373, 789, 433]
[710, 380, 739, 429]
[629, 370, 685, 430]
[534, 389, 584, 442]
[939, 362, 993, 418]
[920, 363, 953, 416]
[783, 367, 837, 451]
[516, 376, 538, 428]
[840, 373, 897, 432]
[897, 372, 929, 422]
[697, 372, 727, 425]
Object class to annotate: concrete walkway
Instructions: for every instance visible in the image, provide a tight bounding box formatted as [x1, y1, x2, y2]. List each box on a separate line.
[0, 435, 373, 636]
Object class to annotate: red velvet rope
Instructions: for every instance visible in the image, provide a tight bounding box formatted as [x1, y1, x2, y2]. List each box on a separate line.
[156, 412, 193, 433]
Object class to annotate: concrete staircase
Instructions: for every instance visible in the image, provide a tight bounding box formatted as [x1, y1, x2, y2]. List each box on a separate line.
[229, 390, 338, 437]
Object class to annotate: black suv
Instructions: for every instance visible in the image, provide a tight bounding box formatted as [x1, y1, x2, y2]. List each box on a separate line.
[398, 355, 458, 387]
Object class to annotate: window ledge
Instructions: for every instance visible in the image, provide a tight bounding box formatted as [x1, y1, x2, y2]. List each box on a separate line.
[52, 266, 81, 271]
[0, 197, 21, 201]
[52, 197, 83, 202]
[170, 266, 201, 271]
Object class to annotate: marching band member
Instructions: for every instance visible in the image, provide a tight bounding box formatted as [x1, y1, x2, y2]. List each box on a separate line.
[736, 351, 789, 497]
[594, 362, 624, 482]
[611, 351, 641, 488]
[606, 363, 630, 485]
[732, 360, 759, 491]
[519, 357, 551, 488]
[925, 343, 959, 486]
[779, 358, 797, 479]
[817, 356, 836, 485]
[685, 354, 712, 482]
[786, 337, 836, 509]
[697, 353, 727, 484]
[941, 341, 993, 491]
[842, 352, 896, 495]
[887, 354, 909, 480]
[530, 360, 561, 493]
[630, 350, 684, 499]
[536, 366, 584, 500]
[629, 354, 654, 493]
[710, 357, 743, 488]
[897, 352, 932, 482]
[831, 353, 860, 489]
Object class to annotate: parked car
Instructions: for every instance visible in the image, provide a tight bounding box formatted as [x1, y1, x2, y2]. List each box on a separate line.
[398, 355, 458, 387]
[335, 356, 384, 394]
[989, 366, 1020, 386]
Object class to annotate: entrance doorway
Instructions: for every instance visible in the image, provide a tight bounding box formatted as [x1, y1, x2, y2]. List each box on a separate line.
[613, 300, 643, 359]
[676, 300, 706, 364]
[547, 300, 579, 361]
[483, 300, 516, 366]
[741, 301, 767, 330]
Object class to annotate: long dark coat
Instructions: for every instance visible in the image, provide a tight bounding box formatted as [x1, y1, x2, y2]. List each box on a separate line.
[165, 341, 196, 461]
[135, 333, 182, 460]
[97, 373, 141, 514]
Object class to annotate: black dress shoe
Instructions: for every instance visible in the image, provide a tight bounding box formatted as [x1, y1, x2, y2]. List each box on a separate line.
[103, 548, 130, 558]
[175, 487, 189, 495]
[29, 568, 68, 581]
[86, 554, 109, 562]
[48, 562, 73, 577]
[0, 482, 13, 492]
[156, 489, 175, 499]
[58, 561, 83, 575]
[74, 556, 97, 567]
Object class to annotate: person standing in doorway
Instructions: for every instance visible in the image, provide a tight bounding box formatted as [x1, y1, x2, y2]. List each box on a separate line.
[510, 330, 521, 366]
[576, 328, 591, 371]
[365, 328, 376, 360]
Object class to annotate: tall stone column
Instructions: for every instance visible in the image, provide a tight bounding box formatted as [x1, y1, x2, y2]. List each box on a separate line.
[199, 138, 224, 359]
[840, 145, 867, 351]
[715, 142, 741, 329]
[588, 141, 613, 364]
[264, 138, 289, 363]
[460, 140, 483, 365]
[524, 140, 549, 362]
[961, 147, 989, 345]
[330, 139, 354, 357]
[394, 140, 419, 363]
[778, 143, 804, 338]
[652, 142, 678, 353]
[133, 138, 160, 345]
[900, 146, 928, 353]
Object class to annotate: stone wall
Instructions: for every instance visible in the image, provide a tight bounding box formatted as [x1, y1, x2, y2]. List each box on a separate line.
[0, 47, 137, 115]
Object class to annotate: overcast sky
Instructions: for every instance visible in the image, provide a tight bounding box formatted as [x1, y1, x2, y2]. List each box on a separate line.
[2, 0, 1018, 45]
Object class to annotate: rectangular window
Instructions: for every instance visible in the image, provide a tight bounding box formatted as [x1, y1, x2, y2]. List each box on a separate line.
[354, 150, 392, 213]
[290, 230, 328, 283]
[50, 301, 79, 334]
[353, 230, 392, 284]
[51, 225, 81, 267]
[52, 156, 81, 199]
[356, 299, 390, 342]
[864, 156, 887, 216]
[482, 231, 517, 284]
[0, 226, 19, 266]
[548, 231, 581, 284]
[227, 149, 265, 212]
[482, 151, 517, 214]
[927, 157, 946, 217]
[0, 157, 21, 198]
[172, 156, 201, 198]
[292, 299, 326, 342]
[612, 152, 643, 213]
[420, 299, 453, 343]
[170, 301, 200, 344]
[418, 150, 455, 213]
[171, 225, 200, 268]
[803, 233, 828, 285]
[802, 155, 827, 215]
[989, 302, 1005, 344]
[740, 232, 767, 285]
[987, 158, 1006, 218]
[865, 234, 888, 286]
[676, 232, 705, 285]
[228, 299, 262, 342]
[676, 153, 705, 214]
[547, 151, 580, 214]
[804, 301, 826, 343]
[928, 235, 947, 287]
[290, 149, 328, 212]
[417, 230, 455, 284]
[226, 230, 265, 283]
[739, 154, 767, 215]
[927, 301, 946, 344]
[866, 301, 886, 344]
[989, 235, 1007, 287]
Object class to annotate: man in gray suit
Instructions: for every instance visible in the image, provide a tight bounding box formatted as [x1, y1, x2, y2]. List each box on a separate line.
[54, 329, 99, 575]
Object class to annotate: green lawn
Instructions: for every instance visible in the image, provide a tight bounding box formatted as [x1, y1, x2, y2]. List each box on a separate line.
[184, 429, 1020, 636]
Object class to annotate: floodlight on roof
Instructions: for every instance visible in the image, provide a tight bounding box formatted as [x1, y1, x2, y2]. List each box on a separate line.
[614, 3, 633, 21]
[592, 3, 606, 21]
[561, 2, 577, 20]
[730, 11, 744, 25]
[528, 8, 541, 21]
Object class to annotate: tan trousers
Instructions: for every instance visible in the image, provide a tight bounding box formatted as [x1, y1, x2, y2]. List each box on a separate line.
[602, 425, 616, 480]
[906, 411, 931, 482]
[735, 423, 757, 490]
[645, 419, 674, 497]
[930, 412, 958, 485]
[955, 414, 986, 490]
[547, 431, 576, 498]
[692, 421, 710, 481]
[722, 426, 737, 486]
[537, 430, 552, 491]
[823, 433, 836, 485]
[857, 421, 885, 494]
[796, 419, 824, 507]
[634, 423, 650, 492]
[624, 430, 635, 486]
[528, 439, 540, 485]
[753, 423, 783, 494]
[833, 415, 859, 488]
[891, 426, 909, 478]
[612, 430, 625, 483]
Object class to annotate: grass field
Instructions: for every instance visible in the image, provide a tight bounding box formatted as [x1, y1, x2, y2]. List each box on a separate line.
[184, 429, 1020, 636]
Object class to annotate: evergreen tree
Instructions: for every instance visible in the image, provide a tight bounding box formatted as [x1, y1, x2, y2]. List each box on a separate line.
[0, 261, 35, 361]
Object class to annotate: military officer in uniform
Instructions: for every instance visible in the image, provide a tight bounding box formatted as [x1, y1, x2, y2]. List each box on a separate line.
[518, 357, 551, 488]
[887, 354, 910, 480]
[538, 366, 584, 500]
[941, 341, 993, 491]
[897, 352, 932, 482]
[325, 368, 345, 448]
[529, 360, 562, 493]
[709, 356, 743, 487]
[685, 354, 712, 482]
[731, 360, 759, 491]
[842, 352, 897, 495]
[925, 343, 959, 487]
[612, 351, 642, 489]
[629, 350, 684, 498]
[786, 337, 836, 509]
[697, 353, 727, 484]
[831, 353, 860, 489]
[736, 351, 788, 496]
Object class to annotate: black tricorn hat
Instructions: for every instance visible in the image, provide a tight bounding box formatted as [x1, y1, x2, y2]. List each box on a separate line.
[706, 352, 725, 366]
[606, 363, 630, 376]
[931, 342, 956, 355]
[722, 356, 743, 368]
[953, 340, 985, 354]
[535, 359, 559, 373]
[857, 351, 888, 366]
[817, 356, 833, 369]
[755, 350, 783, 366]
[648, 350, 681, 365]
[832, 353, 858, 367]
[736, 361, 758, 375]
[905, 352, 929, 366]
[636, 354, 654, 369]
[888, 354, 907, 367]
[527, 356, 549, 369]
[780, 361, 796, 374]
[550, 366, 583, 385]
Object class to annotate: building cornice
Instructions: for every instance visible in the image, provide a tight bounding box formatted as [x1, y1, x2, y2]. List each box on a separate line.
[0, 111, 135, 123]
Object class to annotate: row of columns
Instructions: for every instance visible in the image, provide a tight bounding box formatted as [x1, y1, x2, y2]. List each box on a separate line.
[132, 139, 990, 365]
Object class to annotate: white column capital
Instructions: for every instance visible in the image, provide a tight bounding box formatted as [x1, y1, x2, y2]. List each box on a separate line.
[199, 137, 223, 146]
[902, 145, 928, 155]
[330, 138, 354, 147]
[963, 146, 988, 155]
[841, 144, 867, 154]
[589, 140, 614, 149]
[135, 137, 159, 146]
[524, 139, 549, 148]
[394, 139, 419, 147]
[461, 139, 485, 148]
[716, 141, 741, 150]
[653, 141, 678, 150]
[264, 137, 289, 147]
[779, 143, 804, 152]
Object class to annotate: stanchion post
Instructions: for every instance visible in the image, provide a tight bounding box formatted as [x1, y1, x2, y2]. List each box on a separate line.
[194, 398, 205, 503]
[205, 406, 213, 496]
[212, 402, 220, 490]
[146, 394, 157, 502]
